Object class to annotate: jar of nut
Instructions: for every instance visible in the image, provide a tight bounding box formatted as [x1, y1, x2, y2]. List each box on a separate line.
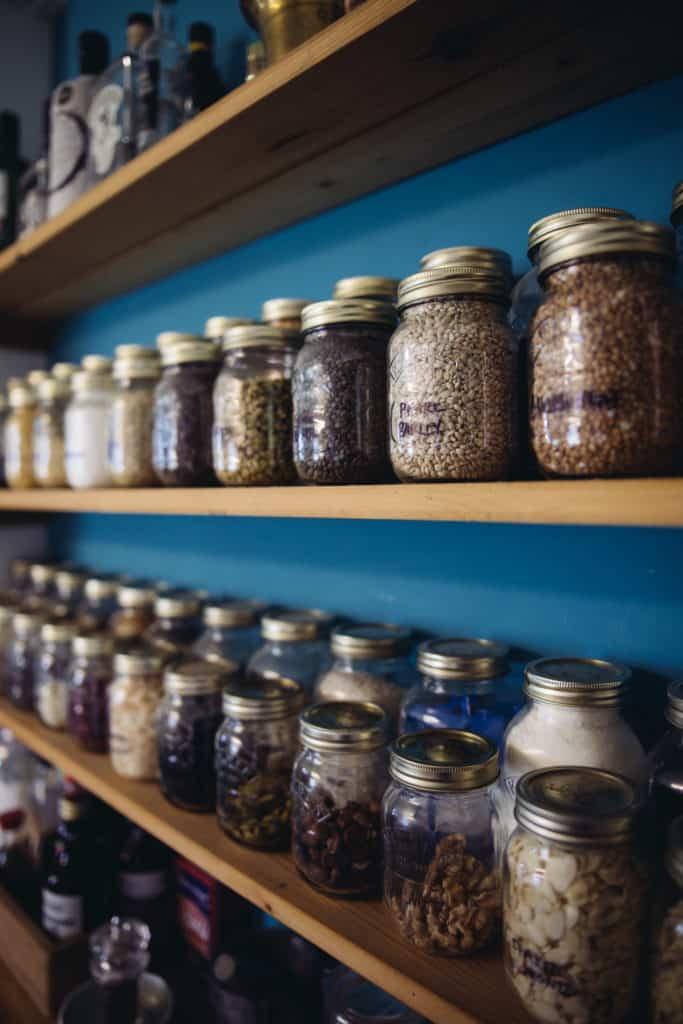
[652, 816, 683, 1024]
[389, 261, 518, 481]
[33, 376, 69, 487]
[193, 598, 266, 669]
[332, 276, 399, 303]
[5, 380, 37, 489]
[531, 219, 683, 477]
[109, 648, 164, 780]
[110, 580, 157, 641]
[292, 701, 389, 897]
[109, 345, 161, 487]
[144, 589, 201, 658]
[504, 767, 648, 1024]
[383, 729, 501, 956]
[261, 298, 312, 332]
[216, 675, 305, 848]
[35, 620, 77, 728]
[68, 632, 114, 752]
[247, 608, 335, 694]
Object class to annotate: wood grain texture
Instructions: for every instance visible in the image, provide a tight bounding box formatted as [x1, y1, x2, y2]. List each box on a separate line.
[0, 953, 51, 1024]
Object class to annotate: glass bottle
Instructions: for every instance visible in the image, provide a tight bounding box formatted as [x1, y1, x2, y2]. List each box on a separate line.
[138, 0, 185, 152]
[193, 598, 265, 669]
[652, 816, 683, 1023]
[0, 807, 37, 915]
[145, 589, 201, 657]
[41, 794, 96, 939]
[65, 369, 115, 488]
[0, 111, 20, 251]
[261, 298, 312, 331]
[89, 917, 151, 1024]
[109, 648, 164, 780]
[182, 22, 224, 121]
[33, 376, 69, 488]
[110, 580, 157, 642]
[651, 681, 683, 853]
[247, 608, 335, 694]
[78, 573, 120, 631]
[292, 702, 389, 897]
[327, 967, 422, 1024]
[117, 826, 175, 974]
[5, 380, 37, 489]
[109, 344, 161, 486]
[7, 609, 45, 710]
[68, 632, 114, 752]
[35, 620, 77, 729]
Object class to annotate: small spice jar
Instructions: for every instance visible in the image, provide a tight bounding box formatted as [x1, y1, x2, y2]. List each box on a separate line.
[216, 675, 304, 848]
[78, 574, 120, 632]
[6, 609, 45, 709]
[64, 370, 115, 489]
[400, 638, 522, 746]
[33, 376, 68, 488]
[54, 567, 86, 618]
[157, 658, 231, 811]
[152, 338, 219, 486]
[531, 220, 683, 477]
[316, 623, 413, 724]
[383, 729, 501, 955]
[5, 381, 37, 489]
[294, 300, 395, 484]
[145, 590, 201, 658]
[650, 681, 683, 852]
[109, 345, 161, 487]
[652, 816, 683, 1024]
[261, 298, 312, 332]
[292, 701, 389, 897]
[193, 598, 266, 668]
[35, 620, 77, 728]
[109, 648, 164, 780]
[204, 316, 256, 344]
[213, 324, 299, 485]
[68, 632, 114, 752]
[247, 608, 335, 694]
[332, 276, 399, 303]
[389, 263, 518, 481]
[504, 767, 648, 1024]
[110, 581, 157, 642]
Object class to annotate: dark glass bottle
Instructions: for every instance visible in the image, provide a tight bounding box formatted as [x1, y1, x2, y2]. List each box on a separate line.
[0, 111, 20, 250]
[40, 796, 97, 939]
[118, 826, 176, 974]
[652, 681, 683, 854]
[0, 808, 37, 916]
[183, 22, 224, 120]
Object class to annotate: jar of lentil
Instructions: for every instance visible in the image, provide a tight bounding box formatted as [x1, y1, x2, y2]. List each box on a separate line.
[315, 623, 413, 724]
[332, 276, 399, 303]
[261, 298, 312, 332]
[109, 345, 161, 487]
[6, 610, 45, 709]
[247, 608, 334, 694]
[193, 598, 266, 668]
[531, 220, 683, 477]
[204, 316, 256, 344]
[652, 816, 683, 1024]
[65, 370, 115, 489]
[68, 632, 114, 752]
[54, 567, 86, 618]
[152, 338, 219, 486]
[145, 590, 201, 658]
[32, 376, 68, 488]
[216, 675, 304, 848]
[35, 620, 77, 728]
[109, 648, 164, 780]
[5, 381, 37, 489]
[78, 574, 120, 632]
[504, 767, 647, 1024]
[110, 581, 157, 642]
[294, 300, 395, 484]
[157, 658, 231, 811]
[384, 730, 500, 955]
[389, 263, 518, 481]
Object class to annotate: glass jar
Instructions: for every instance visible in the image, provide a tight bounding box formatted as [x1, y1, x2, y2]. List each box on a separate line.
[109, 649, 164, 780]
[29, 562, 57, 605]
[294, 300, 395, 484]
[78, 574, 120, 632]
[0, 393, 7, 486]
[652, 816, 683, 1024]
[5, 381, 37, 489]
[315, 623, 413, 724]
[54, 567, 86, 618]
[332, 276, 399, 303]
[9, 557, 32, 594]
[157, 658, 230, 812]
[389, 262, 518, 481]
[671, 180, 683, 276]
[68, 633, 114, 752]
[35, 620, 77, 729]
[292, 701, 389, 897]
[64, 369, 115, 488]
[383, 730, 500, 956]
[327, 967, 422, 1024]
[213, 324, 299, 485]
[247, 609, 334, 694]
[204, 316, 256, 344]
[216, 675, 304, 848]
[400, 637, 522, 745]
[7, 610, 45, 709]
[33, 376, 68, 487]
[88, 917, 152, 1024]
[109, 345, 161, 487]
[651, 680, 683, 853]
[110, 581, 157, 642]
[531, 220, 683, 477]
[152, 338, 219, 486]
[504, 767, 648, 1024]
[145, 590, 201, 658]
[193, 598, 266, 668]
[0, 603, 17, 688]
[261, 298, 311, 332]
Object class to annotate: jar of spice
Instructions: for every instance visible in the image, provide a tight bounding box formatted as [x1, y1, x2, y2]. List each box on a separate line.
[294, 300, 395, 484]
[109, 345, 161, 487]
[7, 610, 45, 709]
[292, 701, 389, 897]
[316, 623, 413, 724]
[389, 263, 518, 481]
[332, 277, 399, 303]
[504, 767, 648, 1024]
[157, 658, 231, 811]
[247, 608, 334, 694]
[32, 376, 68, 488]
[652, 816, 683, 1024]
[193, 598, 266, 668]
[383, 730, 501, 955]
[35, 620, 77, 728]
[5, 381, 37, 489]
[531, 220, 683, 476]
[65, 370, 114, 489]
[204, 317, 256, 344]
[109, 648, 164, 780]
[216, 675, 304, 848]
[650, 681, 683, 852]
[54, 567, 86, 618]
[78, 574, 120, 632]
[153, 338, 219, 486]
[261, 298, 312, 331]
[110, 581, 157, 642]
[68, 632, 114, 752]
[145, 590, 201, 658]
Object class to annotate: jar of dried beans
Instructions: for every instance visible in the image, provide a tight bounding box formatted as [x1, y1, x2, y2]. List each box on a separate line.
[7, 610, 45, 709]
[68, 632, 114, 752]
[292, 701, 389, 897]
[110, 581, 157, 642]
[504, 767, 648, 1024]
[109, 648, 164, 780]
[65, 369, 114, 488]
[247, 608, 334, 694]
[383, 729, 501, 956]
[652, 816, 683, 1024]
[109, 345, 161, 487]
[193, 598, 266, 669]
[5, 381, 37, 489]
[531, 220, 683, 476]
[35, 620, 77, 728]
[33, 376, 69, 487]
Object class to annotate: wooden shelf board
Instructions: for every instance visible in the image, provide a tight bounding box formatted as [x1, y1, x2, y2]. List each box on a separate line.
[0, 701, 534, 1024]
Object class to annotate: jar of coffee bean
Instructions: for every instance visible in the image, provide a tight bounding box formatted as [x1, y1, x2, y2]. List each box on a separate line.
[216, 675, 305, 849]
[531, 220, 683, 477]
[293, 300, 396, 484]
[389, 261, 518, 481]
[292, 701, 389, 897]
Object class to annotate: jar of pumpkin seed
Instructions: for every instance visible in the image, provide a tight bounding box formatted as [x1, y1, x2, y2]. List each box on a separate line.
[33, 376, 69, 487]
[109, 345, 161, 486]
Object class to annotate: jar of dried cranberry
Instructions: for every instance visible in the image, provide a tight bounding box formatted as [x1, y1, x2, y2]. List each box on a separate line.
[144, 590, 201, 658]
[6, 610, 45, 709]
[68, 633, 114, 752]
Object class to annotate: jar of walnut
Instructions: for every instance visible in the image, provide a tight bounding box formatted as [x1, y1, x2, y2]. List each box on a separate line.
[531, 220, 683, 477]
[383, 729, 500, 956]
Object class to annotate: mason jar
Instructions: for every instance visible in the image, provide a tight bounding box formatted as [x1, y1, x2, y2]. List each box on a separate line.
[193, 598, 266, 669]
[383, 730, 500, 956]
[7, 610, 45, 709]
[109, 344, 161, 487]
[652, 816, 683, 1024]
[33, 376, 69, 487]
[504, 767, 648, 1024]
[203, 316, 256, 345]
[650, 681, 683, 853]
[261, 298, 311, 332]
[0, 603, 18, 688]
[29, 562, 57, 606]
[78, 574, 120, 632]
[34, 620, 77, 728]
[109, 649, 164, 780]
[670, 180, 683, 268]
[54, 567, 86, 619]
[5, 381, 37, 489]
[68, 632, 114, 752]
[216, 675, 304, 849]
[332, 276, 399, 303]
[294, 300, 395, 484]
[144, 590, 201, 658]
[247, 608, 334, 694]
[326, 967, 421, 1024]
[292, 701, 389, 897]
[110, 581, 157, 642]
[0, 393, 6, 486]
[64, 369, 115, 488]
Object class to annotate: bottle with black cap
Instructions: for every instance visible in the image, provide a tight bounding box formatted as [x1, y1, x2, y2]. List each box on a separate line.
[40, 793, 97, 939]
[182, 22, 225, 121]
[0, 111, 20, 250]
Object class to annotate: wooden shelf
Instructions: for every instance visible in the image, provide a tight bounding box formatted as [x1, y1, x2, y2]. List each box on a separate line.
[0, 700, 534, 1024]
[0, 0, 681, 321]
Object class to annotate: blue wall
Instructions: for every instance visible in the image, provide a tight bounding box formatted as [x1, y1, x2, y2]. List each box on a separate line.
[49, 1, 683, 685]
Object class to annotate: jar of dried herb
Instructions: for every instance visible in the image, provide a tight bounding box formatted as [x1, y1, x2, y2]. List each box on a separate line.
[109, 344, 161, 487]
[33, 376, 69, 487]
[5, 381, 37, 489]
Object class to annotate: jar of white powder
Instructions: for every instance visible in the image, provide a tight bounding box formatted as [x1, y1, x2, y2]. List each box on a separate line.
[64, 369, 114, 488]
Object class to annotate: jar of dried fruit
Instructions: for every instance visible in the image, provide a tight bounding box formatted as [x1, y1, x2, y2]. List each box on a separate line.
[292, 701, 389, 897]
[531, 220, 683, 477]
[5, 380, 37, 489]
[109, 648, 164, 780]
[68, 632, 114, 752]
[383, 729, 500, 956]
[110, 581, 157, 642]
[652, 816, 683, 1024]
[261, 298, 312, 332]
[193, 598, 266, 669]
[144, 589, 201, 658]
[504, 767, 648, 1024]
[247, 608, 334, 694]
[33, 376, 69, 487]
[35, 620, 77, 728]
[6, 609, 45, 709]
[109, 345, 161, 487]
[216, 675, 304, 848]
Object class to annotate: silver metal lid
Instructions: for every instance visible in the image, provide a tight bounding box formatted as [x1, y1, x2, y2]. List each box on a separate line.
[666, 816, 683, 888]
[204, 316, 256, 338]
[164, 658, 226, 695]
[73, 633, 114, 656]
[538, 219, 676, 277]
[332, 277, 399, 302]
[27, 369, 49, 389]
[155, 590, 200, 619]
[222, 324, 300, 351]
[331, 622, 412, 659]
[419, 246, 513, 281]
[417, 637, 509, 680]
[81, 355, 112, 374]
[390, 729, 499, 791]
[114, 648, 164, 675]
[222, 675, 304, 720]
[161, 339, 219, 366]
[261, 608, 334, 642]
[299, 701, 389, 752]
[671, 181, 683, 225]
[13, 610, 45, 634]
[397, 265, 511, 308]
[666, 680, 683, 730]
[203, 599, 266, 629]
[301, 299, 396, 332]
[261, 298, 312, 323]
[41, 620, 78, 643]
[527, 207, 634, 259]
[117, 581, 157, 608]
[524, 657, 631, 708]
[84, 575, 119, 601]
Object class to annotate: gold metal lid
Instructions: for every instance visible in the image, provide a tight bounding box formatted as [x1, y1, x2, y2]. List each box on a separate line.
[161, 339, 219, 366]
[538, 219, 675, 277]
[55, 568, 85, 598]
[13, 610, 46, 634]
[261, 298, 312, 323]
[164, 657, 226, 696]
[222, 324, 300, 351]
[8, 382, 36, 408]
[301, 299, 396, 332]
[84, 575, 119, 601]
[299, 701, 388, 752]
[29, 563, 56, 586]
[0, 602, 18, 624]
[331, 622, 412, 659]
[113, 345, 160, 380]
[417, 637, 509, 681]
[203, 599, 266, 629]
[527, 207, 635, 258]
[27, 369, 49, 389]
[666, 680, 683, 730]
[156, 331, 196, 350]
[397, 266, 511, 308]
[73, 633, 114, 656]
[59, 797, 85, 821]
[155, 590, 200, 619]
[37, 377, 69, 401]
[419, 246, 513, 281]
[514, 767, 640, 846]
[332, 276, 399, 302]
[81, 355, 113, 374]
[52, 362, 77, 381]
[204, 316, 256, 339]
[41, 620, 77, 643]
[261, 608, 334, 642]
[524, 657, 631, 708]
[114, 647, 164, 676]
[670, 181, 683, 225]
[222, 674, 304, 720]
[390, 729, 499, 791]
[117, 581, 157, 608]
[666, 816, 683, 888]
[72, 370, 115, 393]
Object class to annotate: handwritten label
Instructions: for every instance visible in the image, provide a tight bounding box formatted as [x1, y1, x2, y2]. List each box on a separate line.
[391, 399, 447, 444]
[532, 389, 619, 416]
